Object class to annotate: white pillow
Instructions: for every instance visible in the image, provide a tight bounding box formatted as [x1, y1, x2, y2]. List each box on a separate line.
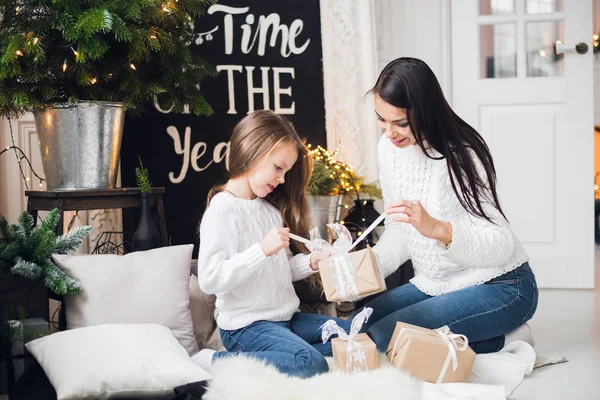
[52, 245, 199, 354]
[26, 324, 211, 400]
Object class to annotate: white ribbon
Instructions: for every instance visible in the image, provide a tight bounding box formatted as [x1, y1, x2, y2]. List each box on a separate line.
[347, 212, 387, 252]
[389, 325, 470, 384]
[434, 326, 469, 384]
[290, 214, 386, 301]
[320, 307, 373, 373]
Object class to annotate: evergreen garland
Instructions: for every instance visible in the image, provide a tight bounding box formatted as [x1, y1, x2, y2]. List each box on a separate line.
[0, 0, 217, 118]
[0, 209, 91, 295]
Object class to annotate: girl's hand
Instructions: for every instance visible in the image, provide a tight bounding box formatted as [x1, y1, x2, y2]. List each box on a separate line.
[260, 227, 290, 257]
[309, 251, 331, 271]
[386, 200, 453, 245]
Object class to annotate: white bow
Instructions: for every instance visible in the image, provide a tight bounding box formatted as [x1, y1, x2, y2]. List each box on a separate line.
[434, 325, 470, 383]
[320, 307, 373, 373]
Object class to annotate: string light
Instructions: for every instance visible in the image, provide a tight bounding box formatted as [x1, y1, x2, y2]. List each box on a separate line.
[71, 47, 78, 56]
[150, 34, 157, 39]
[1, 123, 46, 190]
[62, 59, 67, 72]
[90, 77, 97, 84]
[129, 63, 136, 70]
[32, 37, 38, 45]
[15, 50, 23, 56]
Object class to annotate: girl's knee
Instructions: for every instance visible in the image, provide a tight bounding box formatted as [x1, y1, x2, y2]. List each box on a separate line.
[295, 350, 329, 378]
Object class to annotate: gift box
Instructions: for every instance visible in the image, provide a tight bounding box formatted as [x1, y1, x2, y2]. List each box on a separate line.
[319, 247, 386, 302]
[321, 307, 378, 373]
[331, 333, 379, 372]
[386, 321, 476, 383]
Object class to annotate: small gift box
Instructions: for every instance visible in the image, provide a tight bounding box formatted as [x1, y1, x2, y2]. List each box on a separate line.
[386, 321, 476, 383]
[315, 222, 386, 302]
[321, 307, 378, 373]
[319, 247, 385, 302]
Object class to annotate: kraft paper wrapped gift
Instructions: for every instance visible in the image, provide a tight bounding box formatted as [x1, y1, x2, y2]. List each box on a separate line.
[321, 307, 379, 373]
[319, 247, 385, 302]
[386, 321, 476, 383]
[331, 334, 379, 372]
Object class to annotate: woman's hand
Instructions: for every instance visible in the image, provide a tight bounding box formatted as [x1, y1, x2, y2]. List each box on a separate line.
[386, 200, 453, 245]
[309, 251, 331, 271]
[260, 227, 290, 257]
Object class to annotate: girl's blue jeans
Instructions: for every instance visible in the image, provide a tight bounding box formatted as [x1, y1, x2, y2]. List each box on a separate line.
[357, 263, 538, 354]
[214, 312, 351, 378]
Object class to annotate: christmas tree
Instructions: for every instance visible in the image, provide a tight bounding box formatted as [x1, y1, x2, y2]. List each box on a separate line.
[0, 209, 91, 295]
[0, 0, 216, 118]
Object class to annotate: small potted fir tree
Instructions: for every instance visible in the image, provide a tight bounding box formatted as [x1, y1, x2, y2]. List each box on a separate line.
[0, 0, 216, 189]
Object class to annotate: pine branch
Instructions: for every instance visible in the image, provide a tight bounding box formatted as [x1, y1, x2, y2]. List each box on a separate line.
[52, 225, 92, 254]
[40, 260, 68, 295]
[74, 9, 113, 37]
[10, 257, 43, 279]
[17, 211, 35, 236]
[40, 208, 61, 233]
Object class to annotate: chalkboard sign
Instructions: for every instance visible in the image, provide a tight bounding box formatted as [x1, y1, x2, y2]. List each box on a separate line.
[121, 0, 326, 254]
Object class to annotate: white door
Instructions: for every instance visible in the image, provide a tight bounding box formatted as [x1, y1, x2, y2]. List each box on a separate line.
[452, 0, 594, 288]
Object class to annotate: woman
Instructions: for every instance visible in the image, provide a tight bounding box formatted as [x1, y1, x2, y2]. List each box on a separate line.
[361, 58, 538, 354]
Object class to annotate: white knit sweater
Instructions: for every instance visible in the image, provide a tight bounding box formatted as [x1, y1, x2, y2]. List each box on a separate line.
[197, 192, 315, 330]
[373, 136, 529, 296]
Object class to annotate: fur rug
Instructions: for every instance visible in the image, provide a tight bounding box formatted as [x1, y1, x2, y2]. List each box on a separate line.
[203, 354, 421, 400]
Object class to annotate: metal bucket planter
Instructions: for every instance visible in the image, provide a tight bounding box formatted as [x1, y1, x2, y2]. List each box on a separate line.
[307, 195, 343, 242]
[33, 102, 126, 190]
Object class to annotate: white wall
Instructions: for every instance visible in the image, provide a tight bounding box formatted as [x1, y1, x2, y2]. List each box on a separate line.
[0, 114, 41, 223]
[374, 0, 452, 101]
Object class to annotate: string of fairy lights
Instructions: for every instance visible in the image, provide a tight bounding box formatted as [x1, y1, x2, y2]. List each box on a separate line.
[1, 119, 45, 191]
[307, 144, 361, 196]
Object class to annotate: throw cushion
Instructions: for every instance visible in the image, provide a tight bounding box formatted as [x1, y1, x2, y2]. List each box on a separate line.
[26, 324, 211, 400]
[52, 245, 198, 354]
[188, 274, 223, 351]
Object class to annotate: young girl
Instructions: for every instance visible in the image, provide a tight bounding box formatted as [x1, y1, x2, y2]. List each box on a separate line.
[357, 58, 538, 354]
[195, 110, 350, 378]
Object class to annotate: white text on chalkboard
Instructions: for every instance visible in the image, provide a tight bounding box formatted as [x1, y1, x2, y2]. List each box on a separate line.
[217, 66, 295, 114]
[167, 126, 230, 184]
[201, 5, 311, 57]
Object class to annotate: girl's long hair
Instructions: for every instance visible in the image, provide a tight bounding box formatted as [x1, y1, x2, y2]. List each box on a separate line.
[371, 57, 506, 222]
[207, 110, 313, 256]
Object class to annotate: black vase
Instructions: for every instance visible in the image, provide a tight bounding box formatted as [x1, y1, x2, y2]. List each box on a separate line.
[132, 192, 160, 251]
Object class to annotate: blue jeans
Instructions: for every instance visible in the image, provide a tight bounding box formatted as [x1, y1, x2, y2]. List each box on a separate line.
[357, 263, 538, 354]
[214, 312, 352, 378]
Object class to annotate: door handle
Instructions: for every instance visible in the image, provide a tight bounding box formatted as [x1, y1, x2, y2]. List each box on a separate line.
[554, 41, 589, 55]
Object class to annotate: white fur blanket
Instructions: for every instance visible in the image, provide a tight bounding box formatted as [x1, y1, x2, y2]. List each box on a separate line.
[203, 355, 421, 400]
[200, 343, 543, 400]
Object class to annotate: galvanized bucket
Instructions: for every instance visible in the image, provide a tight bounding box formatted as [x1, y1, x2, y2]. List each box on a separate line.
[33, 102, 126, 190]
[308, 195, 343, 242]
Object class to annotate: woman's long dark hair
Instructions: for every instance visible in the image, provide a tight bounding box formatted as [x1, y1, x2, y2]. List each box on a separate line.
[371, 57, 506, 222]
